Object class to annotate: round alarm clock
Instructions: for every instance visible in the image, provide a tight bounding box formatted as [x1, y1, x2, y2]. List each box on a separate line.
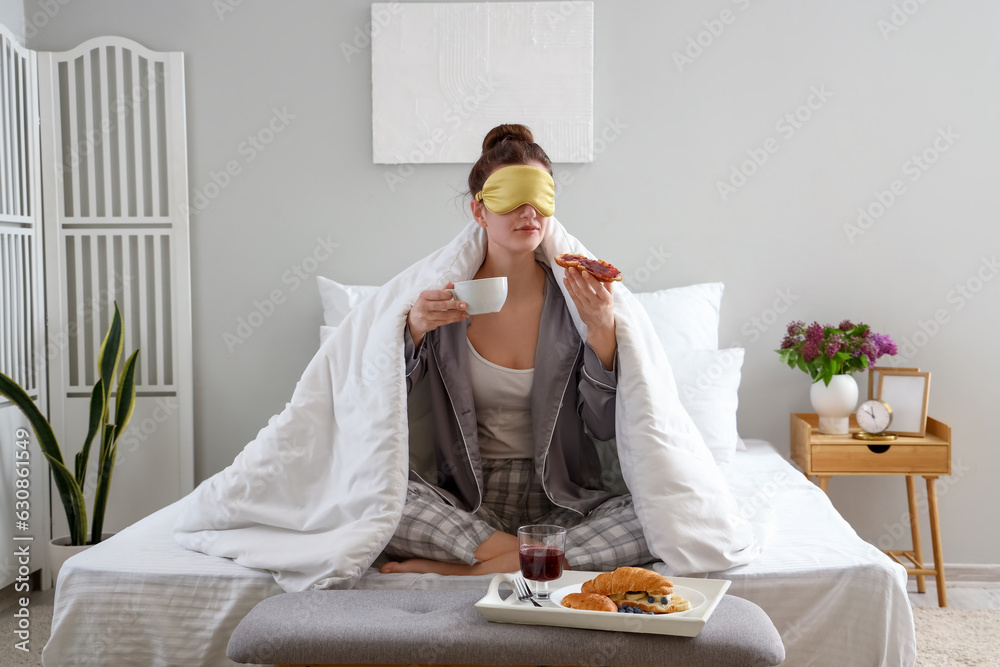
[852, 399, 897, 441]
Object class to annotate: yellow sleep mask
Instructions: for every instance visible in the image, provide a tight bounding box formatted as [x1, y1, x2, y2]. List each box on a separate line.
[474, 165, 555, 217]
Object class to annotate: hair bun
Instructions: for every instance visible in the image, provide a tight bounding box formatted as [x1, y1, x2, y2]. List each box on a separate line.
[467, 124, 551, 196]
[482, 124, 535, 154]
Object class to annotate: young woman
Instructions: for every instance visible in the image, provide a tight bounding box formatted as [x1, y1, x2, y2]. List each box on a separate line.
[380, 124, 652, 575]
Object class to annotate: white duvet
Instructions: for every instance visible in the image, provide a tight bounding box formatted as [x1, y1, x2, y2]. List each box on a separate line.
[174, 219, 767, 591]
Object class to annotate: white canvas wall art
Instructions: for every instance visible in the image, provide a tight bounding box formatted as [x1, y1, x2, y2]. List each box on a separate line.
[371, 2, 594, 164]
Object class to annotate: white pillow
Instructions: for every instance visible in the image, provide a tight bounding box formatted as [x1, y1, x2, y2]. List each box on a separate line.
[633, 283, 723, 354]
[320, 325, 337, 345]
[317, 276, 379, 326]
[668, 348, 744, 466]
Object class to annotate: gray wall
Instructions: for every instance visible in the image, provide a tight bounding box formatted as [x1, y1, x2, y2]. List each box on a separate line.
[24, 0, 1000, 565]
[0, 0, 21, 41]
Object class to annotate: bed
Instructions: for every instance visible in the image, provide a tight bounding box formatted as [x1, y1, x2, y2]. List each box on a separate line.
[41, 438, 916, 667]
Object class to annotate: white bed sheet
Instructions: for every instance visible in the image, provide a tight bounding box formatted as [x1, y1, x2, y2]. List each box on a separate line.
[42, 439, 916, 667]
[712, 439, 916, 667]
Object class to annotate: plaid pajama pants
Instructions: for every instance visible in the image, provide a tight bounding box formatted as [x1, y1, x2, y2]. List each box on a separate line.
[383, 458, 652, 569]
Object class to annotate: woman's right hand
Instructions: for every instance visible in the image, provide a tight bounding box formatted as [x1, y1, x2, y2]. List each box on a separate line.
[407, 282, 469, 347]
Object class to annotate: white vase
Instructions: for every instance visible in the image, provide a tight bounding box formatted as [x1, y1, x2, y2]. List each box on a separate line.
[49, 533, 114, 588]
[809, 374, 859, 435]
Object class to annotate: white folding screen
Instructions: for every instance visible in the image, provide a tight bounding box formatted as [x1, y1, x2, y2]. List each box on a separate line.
[36, 36, 193, 537]
[0, 27, 44, 398]
[0, 24, 50, 589]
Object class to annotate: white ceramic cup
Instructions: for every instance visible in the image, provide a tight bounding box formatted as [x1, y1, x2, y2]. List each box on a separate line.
[450, 277, 508, 315]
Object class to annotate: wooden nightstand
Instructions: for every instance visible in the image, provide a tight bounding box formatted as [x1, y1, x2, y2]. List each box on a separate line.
[790, 412, 951, 607]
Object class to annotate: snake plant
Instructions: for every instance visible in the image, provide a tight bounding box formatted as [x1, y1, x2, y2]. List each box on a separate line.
[0, 303, 139, 546]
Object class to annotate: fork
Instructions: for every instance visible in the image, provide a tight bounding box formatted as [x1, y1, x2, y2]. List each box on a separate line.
[511, 575, 543, 607]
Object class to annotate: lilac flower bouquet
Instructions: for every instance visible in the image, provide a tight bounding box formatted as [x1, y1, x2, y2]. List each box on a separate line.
[776, 320, 898, 386]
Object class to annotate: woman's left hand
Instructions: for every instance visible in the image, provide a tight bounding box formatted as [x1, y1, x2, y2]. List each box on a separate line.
[564, 268, 617, 366]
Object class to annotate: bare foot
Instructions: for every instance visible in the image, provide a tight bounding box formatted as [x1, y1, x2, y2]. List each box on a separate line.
[379, 553, 522, 576]
[380, 558, 475, 575]
[379, 559, 444, 574]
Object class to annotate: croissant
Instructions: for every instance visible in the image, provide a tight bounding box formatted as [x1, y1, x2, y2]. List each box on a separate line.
[581, 567, 674, 596]
[560, 592, 618, 612]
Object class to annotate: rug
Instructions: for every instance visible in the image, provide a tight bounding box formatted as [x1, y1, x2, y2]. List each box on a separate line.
[913, 607, 1000, 666]
[1, 592, 51, 666]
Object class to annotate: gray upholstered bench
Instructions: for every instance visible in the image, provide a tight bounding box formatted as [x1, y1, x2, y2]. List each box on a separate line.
[227, 589, 785, 667]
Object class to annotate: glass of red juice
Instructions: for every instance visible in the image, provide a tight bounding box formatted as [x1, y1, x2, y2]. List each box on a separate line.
[517, 524, 566, 600]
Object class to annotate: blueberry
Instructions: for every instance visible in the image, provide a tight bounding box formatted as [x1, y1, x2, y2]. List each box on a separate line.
[617, 606, 626, 613]
[661, 596, 668, 604]
[647, 596, 655, 603]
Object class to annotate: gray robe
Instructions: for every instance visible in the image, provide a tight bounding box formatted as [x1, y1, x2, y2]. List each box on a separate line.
[403, 264, 620, 515]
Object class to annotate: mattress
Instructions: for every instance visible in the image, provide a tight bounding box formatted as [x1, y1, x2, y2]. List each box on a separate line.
[42, 439, 916, 667]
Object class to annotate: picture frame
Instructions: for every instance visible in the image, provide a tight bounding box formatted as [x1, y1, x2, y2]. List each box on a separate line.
[868, 366, 919, 400]
[876, 370, 931, 437]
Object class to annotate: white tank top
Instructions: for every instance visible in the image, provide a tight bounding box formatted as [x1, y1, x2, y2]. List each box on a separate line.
[466, 338, 534, 459]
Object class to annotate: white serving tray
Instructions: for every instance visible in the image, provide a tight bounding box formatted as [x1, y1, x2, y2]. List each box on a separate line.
[474, 570, 730, 638]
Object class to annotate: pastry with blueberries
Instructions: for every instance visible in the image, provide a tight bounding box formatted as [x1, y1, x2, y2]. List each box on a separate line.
[580, 566, 692, 614]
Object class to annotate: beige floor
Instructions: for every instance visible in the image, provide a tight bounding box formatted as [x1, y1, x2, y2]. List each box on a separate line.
[907, 579, 1000, 609]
